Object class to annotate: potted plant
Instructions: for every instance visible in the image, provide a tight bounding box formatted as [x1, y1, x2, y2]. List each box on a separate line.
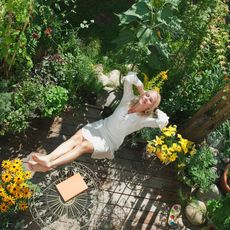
[207, 194, 230, 230]
[221, 163, 230, 193]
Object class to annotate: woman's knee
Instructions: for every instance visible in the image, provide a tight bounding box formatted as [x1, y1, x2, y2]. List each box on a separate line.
[70, 129, 83, 143]
[80, 141, 94, 153]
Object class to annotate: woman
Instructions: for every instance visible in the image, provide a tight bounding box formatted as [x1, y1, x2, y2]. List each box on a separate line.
[28, 72, 169, 172]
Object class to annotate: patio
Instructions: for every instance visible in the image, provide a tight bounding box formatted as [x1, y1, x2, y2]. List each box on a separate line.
[0, 105, 198, 229]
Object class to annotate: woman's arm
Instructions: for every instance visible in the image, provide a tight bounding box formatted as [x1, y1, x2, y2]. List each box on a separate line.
[122, 72, 143, 101]
[142, 109, 169, 130]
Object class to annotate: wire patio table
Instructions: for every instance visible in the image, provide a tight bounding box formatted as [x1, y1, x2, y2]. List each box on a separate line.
[29, 162, 100, 230]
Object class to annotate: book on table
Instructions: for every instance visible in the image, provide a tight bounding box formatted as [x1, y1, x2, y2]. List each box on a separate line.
[56, 173, 88, 202]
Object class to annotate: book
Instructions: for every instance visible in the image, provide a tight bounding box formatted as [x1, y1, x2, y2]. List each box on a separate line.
[56, 173, 88, 202]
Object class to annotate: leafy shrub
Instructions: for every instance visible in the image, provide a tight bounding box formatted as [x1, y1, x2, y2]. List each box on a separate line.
[178, 143, 218, 192]
[207, 194, 230, 230]
[35, 34, 103, 105]
[41, 85, 68, 118]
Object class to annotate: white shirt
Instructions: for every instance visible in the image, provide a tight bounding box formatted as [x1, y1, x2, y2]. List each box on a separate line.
[101, 72, 169, 152]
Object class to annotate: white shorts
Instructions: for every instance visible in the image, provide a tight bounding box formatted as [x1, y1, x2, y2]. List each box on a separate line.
[82, 120, 114, 160]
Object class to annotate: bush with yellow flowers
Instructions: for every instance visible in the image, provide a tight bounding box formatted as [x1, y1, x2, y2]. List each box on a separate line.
[142, 70, 168, 93]
[146, 125, 196, 165]
[0, 158, 34, 216]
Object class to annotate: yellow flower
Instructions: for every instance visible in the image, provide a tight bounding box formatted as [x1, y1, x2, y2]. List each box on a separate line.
[1, 160, 12, 169]
[9, 163, 21, 173]
[22, 187, 32, 199]
[177, 163, 186, 168]
[24, 171, 32, 180]
[176, 145, 182, 152]
[0, 203, 9, 213]
[2, 172, 12, 183]
[20, 183, 28, 190]
[8, 183, 20, 195]
[18, 202, 28, 211]
[146, 144, 156, 154]
[157, 30, 161, 38]
[169, 153, 177, 162]
[0, 187, 6, 197]
[14, 173, 25, 184]
[14, 192, 22, 199]
[3, 195, 16, 205]
[159, 70, 168, 80]
[142, 73, 149, 83]
[161, 144, 168, 151]
[153, 86, 160, 93]
[13, 159, 22, 166]
[190, 146, 196, 156]
[153, 136, 164, 146]
[163, 130, 173, 137]
[177, 134, 182, 139]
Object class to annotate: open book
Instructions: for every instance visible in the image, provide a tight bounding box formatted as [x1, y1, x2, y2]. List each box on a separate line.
[56, 173, 88, 202]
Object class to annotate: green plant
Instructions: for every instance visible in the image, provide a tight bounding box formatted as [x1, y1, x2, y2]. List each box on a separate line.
[0, 79, 45, 135]
[0, 0, 34, 76]
[207, 194, 230, 230]
[35, 33, 103, 105]
[115, 0, 181, 61]
[178, 143, 218, 192]
[41, 85, 68, 118]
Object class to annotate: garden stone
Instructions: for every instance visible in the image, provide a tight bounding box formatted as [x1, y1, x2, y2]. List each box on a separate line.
[196, 184, 222, 203]
[185, 200, 207, 226]
[108, 70, 121, 87]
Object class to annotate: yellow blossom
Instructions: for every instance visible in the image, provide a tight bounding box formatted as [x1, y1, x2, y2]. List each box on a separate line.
[153, 86, 160, 93]
[190, 146, 196, 156]
[22, 187, 32, 198]
[146, 144, 156, 154]
[177, 163, 186, 168]
[0, 203, 9, 213]
[9, 163, 21, 173]
[14, 173, 25, 184]
[169, 154, 177, 162]
[13, 159, 22, 166]
[153, 136, 164, 146]
[1, 160, 12, 169]
[161, 144, 168, 151]
[18, 202, 28, 211]
[2, 172, 12, 183]
[3, 195, 16, 205]
[159, 70, 168, 80]
[0, 187, 6, 197]
[24, 171, 32, 180]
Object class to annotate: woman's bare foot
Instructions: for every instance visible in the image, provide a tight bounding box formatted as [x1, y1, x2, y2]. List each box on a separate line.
[28, 160, 50, 172]
[31, 153, 52, 168]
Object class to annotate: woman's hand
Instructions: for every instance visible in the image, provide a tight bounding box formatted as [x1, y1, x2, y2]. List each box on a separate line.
[136, 85, 145, 96]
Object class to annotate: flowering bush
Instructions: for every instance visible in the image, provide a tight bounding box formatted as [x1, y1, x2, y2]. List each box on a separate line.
[146, 125, 196, 165]
[143, 70, 168, 93]
[0, 159, 34, 215]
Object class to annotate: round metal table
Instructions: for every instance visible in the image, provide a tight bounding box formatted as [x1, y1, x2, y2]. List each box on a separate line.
[29, 162, 100, 230]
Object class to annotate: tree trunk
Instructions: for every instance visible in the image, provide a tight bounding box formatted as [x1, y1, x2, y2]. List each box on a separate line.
[179, 84, 230, 143]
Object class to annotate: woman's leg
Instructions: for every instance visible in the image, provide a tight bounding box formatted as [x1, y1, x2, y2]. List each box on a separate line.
[31, 129, 84, 163]
[49, 140, 94, 168]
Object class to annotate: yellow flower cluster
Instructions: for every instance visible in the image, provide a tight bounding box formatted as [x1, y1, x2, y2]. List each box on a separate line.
[143, 70, 168, 93]
[0, 159, 32, 213]
[146, 125, 196, 165]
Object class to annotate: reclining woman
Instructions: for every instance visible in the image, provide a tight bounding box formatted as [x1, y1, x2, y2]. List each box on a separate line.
[29, 72, 169, 172]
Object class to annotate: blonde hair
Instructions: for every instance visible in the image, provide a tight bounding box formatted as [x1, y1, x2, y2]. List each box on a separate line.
[129, 90, 161, 116]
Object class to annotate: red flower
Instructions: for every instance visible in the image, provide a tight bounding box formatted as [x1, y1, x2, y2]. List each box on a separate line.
[32, 32, 40, 40]
[44, 27, 52, 36]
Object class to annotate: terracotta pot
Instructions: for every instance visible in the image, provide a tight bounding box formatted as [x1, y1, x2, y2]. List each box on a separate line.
[221, 163, 230, 193]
